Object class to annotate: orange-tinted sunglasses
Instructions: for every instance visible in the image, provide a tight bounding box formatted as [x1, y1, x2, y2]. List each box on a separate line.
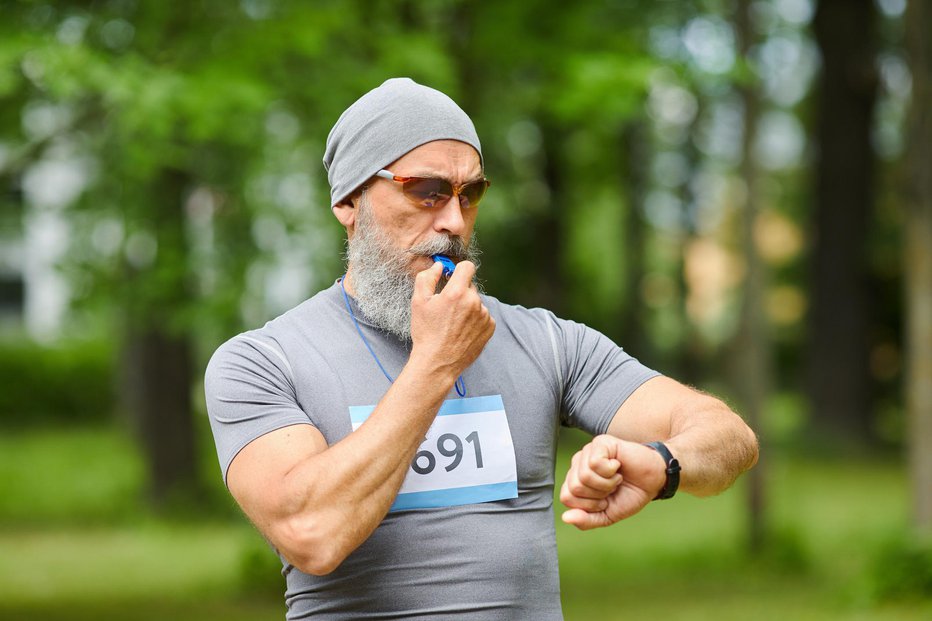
[375, 169, 491, 209]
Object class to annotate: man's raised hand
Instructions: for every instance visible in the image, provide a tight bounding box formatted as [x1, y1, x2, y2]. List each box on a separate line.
[409, 260, 495, 383]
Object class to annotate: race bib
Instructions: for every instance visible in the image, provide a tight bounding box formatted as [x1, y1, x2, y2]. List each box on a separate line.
[350, 394, 518, 512]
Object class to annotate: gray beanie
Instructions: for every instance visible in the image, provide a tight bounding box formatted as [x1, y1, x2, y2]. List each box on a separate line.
[323, 77, 483, 207]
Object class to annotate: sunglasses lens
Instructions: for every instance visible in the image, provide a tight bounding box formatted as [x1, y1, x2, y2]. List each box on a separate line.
[460, 181, 489, 208]
[403, 178, 452, 208]
[397, 176, 489, 208]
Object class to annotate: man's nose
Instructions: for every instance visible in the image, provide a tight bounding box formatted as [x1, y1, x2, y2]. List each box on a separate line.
[431, 195, 467, 237]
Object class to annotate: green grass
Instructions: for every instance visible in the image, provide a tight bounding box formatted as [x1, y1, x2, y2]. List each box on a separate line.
[0, 427, 146, 526]
[0, 427, 283, 620]
[0, 524, 252, 601]
[0, 426, 929, 620]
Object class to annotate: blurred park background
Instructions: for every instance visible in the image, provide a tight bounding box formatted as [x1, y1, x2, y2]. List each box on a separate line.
[1, 0, 931, 619]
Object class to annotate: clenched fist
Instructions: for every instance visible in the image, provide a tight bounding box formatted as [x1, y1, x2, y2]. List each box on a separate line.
[560, 435, 668, 530]
[409, 260, 495, 384]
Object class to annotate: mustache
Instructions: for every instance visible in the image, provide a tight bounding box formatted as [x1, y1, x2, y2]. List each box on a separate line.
[406, 235, 471, 261]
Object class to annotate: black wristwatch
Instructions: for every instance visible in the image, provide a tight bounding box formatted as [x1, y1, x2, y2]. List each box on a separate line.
[644, 441, 680, 500]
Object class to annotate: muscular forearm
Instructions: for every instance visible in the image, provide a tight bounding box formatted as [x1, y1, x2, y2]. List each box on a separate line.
[663, 396, 758, 497]
[273, 356, 456, 574]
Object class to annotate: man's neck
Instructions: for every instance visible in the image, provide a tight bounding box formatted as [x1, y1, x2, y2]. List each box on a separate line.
[342, 266, 358, 297]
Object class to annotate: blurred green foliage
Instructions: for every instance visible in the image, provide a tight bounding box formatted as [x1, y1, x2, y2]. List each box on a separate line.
[0, 339, 114, 427]
[0, 0, 913, 443]
[869, 536, 932, 602]
[0, 0, 668, 340]
[238, 535, 286, 597]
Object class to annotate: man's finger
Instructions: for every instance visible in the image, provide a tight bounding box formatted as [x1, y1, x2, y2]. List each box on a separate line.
[414, 262, 443, 300]
[565, 467, 615, 498]
[561, 508, 612, 531]
[446, 259, 476, 290]
[574, 446, 620, 486]
[588, 456, 622, 479]
[576, 465, 622, 493]
[560, 489, 609, 512]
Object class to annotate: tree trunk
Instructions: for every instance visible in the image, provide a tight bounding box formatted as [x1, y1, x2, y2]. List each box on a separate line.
[673, 108, 703, 385]
[620, 121, 652, 361]
[904, 0, 932, 532]
[123, 324, 198, 506]
[735, 0, 770, 554]
[121, 168, 199, 507]
[537, 120, 568, 316]
[808, 0, 878, 445]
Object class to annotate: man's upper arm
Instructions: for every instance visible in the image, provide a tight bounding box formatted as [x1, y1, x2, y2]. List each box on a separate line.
[204, 334, 324, 518]
[226, 423, 329, 530]
[204, 333, 326, 486]
[543, 311, 660, 434]
[606, 375, 720, 442]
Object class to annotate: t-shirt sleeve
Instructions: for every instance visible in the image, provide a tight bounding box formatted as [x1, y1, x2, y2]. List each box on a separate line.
[545, 312, 661, 436]
[204, 333, 314, 486]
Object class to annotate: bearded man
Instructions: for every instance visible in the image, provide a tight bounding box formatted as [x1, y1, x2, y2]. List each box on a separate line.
[204, 78, 758, 620]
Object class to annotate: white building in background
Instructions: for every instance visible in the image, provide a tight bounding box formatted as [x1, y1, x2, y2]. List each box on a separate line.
[23, 158, 82, 341]
[0, 203, 25, 331]
[0, 144, 91, 342]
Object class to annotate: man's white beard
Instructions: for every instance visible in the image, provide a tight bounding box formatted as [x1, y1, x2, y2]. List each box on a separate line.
[345, 192, 482, 340]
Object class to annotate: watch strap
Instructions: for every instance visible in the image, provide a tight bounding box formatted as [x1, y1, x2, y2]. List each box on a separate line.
[644, 441, 680, 500]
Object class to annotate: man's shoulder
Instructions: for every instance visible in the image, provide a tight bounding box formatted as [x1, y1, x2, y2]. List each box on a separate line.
[480, 293, 562, 341]
[481, 294, 607, 352]
[481, 293, 556, 322]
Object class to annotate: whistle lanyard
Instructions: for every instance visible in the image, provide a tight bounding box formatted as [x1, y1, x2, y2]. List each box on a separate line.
[340, 276, 466, 398]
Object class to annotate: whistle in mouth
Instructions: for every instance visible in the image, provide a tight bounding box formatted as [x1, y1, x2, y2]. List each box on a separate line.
[431, 254, 456, 278]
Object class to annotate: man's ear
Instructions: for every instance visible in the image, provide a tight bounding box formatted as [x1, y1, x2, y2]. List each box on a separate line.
[332, 194, 357, 232]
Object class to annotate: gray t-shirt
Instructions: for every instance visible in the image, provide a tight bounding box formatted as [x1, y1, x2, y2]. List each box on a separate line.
[204, 281, 659, 620]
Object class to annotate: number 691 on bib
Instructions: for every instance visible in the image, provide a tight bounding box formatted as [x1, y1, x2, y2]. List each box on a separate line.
[350, 394, 518, 511]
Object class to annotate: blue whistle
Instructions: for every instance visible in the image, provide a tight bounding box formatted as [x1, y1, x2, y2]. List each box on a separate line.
[431, 254, 456, 278]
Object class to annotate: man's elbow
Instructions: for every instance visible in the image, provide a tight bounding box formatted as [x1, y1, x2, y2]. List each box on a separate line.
[290, 548, 344, 577]
[723, 403, 760, 474]
[708, 398, 760, 474]
[741, 422, 760, 471]
[274, 515, 350, 576]
[293, 552, 343, 577]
